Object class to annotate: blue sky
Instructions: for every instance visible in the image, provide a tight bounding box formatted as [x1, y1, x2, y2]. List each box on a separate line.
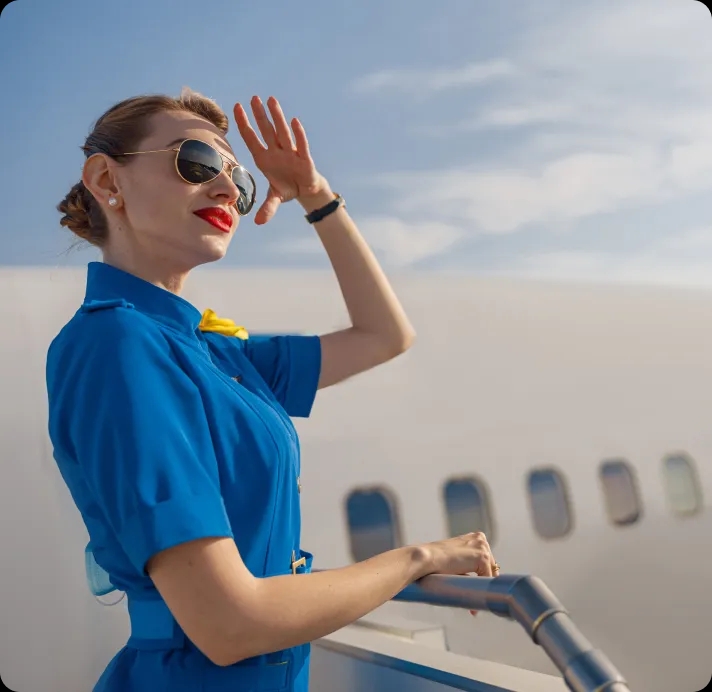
[2, 0, 712, 285]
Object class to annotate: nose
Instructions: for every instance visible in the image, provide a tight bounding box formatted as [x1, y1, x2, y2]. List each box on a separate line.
[209, 165, 241, 207]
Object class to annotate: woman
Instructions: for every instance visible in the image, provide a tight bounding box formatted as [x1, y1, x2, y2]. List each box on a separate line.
[46, 87, 498, 692]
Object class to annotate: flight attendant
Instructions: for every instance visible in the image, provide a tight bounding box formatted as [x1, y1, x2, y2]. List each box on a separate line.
[47, 88, 499, 692]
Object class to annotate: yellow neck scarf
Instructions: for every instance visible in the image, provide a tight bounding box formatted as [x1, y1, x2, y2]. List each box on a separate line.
[198, 309, 249, 340]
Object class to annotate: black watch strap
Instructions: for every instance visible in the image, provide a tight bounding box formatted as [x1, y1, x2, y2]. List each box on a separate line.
[304, 193, 345, 224]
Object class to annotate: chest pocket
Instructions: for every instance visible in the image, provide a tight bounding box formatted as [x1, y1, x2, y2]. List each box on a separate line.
[198, 327, 292, 426]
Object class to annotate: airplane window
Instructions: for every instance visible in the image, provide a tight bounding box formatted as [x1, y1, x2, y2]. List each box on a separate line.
[599, 460, 642, 526]
[663, 454, 702, 517]
[526, 468, 572, 539]
[345, 487, 402, 562]
[442, 477, 495, 544]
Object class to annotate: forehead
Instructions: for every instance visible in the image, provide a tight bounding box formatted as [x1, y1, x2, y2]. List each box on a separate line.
[143, 110, 236, 160]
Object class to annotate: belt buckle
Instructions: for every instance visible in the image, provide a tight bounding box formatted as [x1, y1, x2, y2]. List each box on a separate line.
[290, 550, 306, 575]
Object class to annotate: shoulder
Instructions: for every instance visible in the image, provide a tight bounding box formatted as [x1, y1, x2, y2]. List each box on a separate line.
[47, 298, 165, 375]
[51, 298, 161, 348]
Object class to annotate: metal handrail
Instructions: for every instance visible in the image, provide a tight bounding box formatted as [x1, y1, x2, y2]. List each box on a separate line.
[392, 573, 630, 692]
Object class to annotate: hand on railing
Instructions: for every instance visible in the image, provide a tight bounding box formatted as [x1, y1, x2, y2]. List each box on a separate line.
[408, 531, 500, 616]
[410, 532, 500, 580]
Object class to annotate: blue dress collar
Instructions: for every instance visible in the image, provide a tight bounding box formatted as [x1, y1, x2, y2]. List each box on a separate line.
[83, 262, 202, 335]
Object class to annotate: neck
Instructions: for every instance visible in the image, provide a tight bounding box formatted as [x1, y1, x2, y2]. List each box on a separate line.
[101, 244, 190, 295]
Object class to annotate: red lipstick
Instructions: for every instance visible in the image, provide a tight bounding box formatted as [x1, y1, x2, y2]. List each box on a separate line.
[194, 207, 233, 233]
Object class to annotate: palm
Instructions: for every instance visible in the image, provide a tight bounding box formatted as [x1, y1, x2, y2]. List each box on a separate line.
[234, 96, 324, 225]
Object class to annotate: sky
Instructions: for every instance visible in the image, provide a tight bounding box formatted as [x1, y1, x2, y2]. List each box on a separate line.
[1, 0, 712, 286]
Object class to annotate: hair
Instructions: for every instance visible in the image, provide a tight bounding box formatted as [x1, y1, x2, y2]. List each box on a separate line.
[57, 86, 229, 247]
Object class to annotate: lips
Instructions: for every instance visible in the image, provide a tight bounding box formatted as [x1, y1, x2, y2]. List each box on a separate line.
[194, 207, 233, 233]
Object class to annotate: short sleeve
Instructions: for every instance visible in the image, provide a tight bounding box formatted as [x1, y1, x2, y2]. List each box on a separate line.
[206, 332, 321, 418]
[47, 311, 234, 576]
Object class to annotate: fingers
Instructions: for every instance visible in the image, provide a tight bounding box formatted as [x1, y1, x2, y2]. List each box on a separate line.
[250, 96, 279, 149]
[476, 560, 493, 577]
[291, 117, 312, 160]
[266, 97, 296, 151]
[237, 97, 305, 153]
[254, 187, 282, 226]
[464, 532, 494, 578]
[233, 103, 267, 156]
[470, 531, 497, 613]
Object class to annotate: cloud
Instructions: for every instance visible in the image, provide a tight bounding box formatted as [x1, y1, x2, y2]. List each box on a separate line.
[348, 59, 516, 96]
[353, 0, 712, 242]
[376, 148, 668, 235]
[462, 101, 583, 130]
[276, 216, 464, 267]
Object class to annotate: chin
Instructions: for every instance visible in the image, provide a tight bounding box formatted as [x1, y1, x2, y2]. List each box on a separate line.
[192, 236, 232, 266]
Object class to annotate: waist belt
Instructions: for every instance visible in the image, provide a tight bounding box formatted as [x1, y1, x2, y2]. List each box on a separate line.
[127, 550, 313, 681]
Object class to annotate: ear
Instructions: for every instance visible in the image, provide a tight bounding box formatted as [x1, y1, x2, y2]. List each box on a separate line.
[82, 154, 121, 208]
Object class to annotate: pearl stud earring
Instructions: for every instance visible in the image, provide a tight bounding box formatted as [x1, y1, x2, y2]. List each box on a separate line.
[108, 197, 118, 207]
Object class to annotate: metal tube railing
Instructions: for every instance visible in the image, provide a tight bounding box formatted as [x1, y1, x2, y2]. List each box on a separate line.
[392, 573, 630, 692]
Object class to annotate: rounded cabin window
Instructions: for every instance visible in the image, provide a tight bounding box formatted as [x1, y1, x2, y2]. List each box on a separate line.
[345, 487, 402, 562]
[442, 477, 495, 544]
[663, 454, 702, 517]
[527, 468, 573, 539]
[599, 459, 642, 526]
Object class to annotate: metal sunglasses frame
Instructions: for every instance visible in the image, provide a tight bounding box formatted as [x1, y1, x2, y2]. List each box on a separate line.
[115, 138, 257, 215]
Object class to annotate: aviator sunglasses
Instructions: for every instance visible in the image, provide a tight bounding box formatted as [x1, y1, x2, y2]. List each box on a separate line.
[115, 138, 257, 216]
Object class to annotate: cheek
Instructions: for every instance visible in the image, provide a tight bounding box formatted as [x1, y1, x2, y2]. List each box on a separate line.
[125, 177, 190, 231]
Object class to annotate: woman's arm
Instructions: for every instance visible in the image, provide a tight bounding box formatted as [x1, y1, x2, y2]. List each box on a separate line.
[148, 538, 423, 666]
[298, 185, 416, 390]
[148, 531, 495, 667]
[233, 96, 415, 391]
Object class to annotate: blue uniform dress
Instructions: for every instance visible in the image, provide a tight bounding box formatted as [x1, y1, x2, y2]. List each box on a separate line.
[46, 261, 322, 692]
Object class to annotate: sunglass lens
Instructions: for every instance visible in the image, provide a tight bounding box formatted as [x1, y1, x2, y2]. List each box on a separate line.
[176, 140, 223, 184]
[232, 167, 256, 216]
[177, 139, 256, 216]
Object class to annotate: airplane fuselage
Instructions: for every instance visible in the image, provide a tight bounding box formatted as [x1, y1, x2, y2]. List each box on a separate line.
[1, 266, 709, 692]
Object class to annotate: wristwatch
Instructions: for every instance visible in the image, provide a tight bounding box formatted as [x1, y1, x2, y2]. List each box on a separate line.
[304, 193, 345, 224]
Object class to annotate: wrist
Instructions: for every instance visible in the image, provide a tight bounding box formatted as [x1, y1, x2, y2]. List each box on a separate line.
[297, 180, 335, 213]
[405, 544, 432, 582]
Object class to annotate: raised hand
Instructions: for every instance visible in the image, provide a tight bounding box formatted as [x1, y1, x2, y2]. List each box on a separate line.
[233, 96, 328, 225]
